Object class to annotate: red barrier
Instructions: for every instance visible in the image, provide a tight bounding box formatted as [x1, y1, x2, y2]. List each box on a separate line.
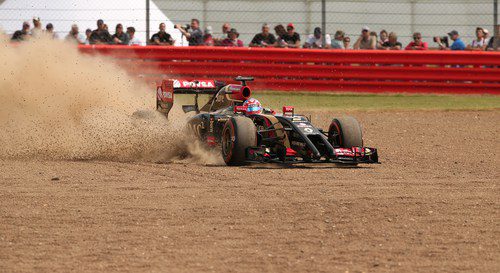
[79, 45, 500, 94]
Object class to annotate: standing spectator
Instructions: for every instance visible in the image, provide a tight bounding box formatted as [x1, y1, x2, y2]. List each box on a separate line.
[377, 29, 388, 49]
[112, 24, 129, 45]
[274, 24, 288, 47]
[90, 19, 112, 44]
[353, 26, 376, 50]
[65, 24, 85, 44]
[249, 23, 277, 47]
[126, 27, 142, 46]
[380, 32, 402, 50]
[221, 28, 243, 47]
[467, 27, 487, 51]
[32, 17, 42, 37]
[486, 25, 500, 51]
[331, 30, 345, 49]
[84, 29, 92, 45]
[45, 23, 57, 39]
[343, 36, 351, 49]
[150, 23, 174, 46]
[11, 21, 31, 41]
[176, 19, 204, 46]
[279, 23, 301, 48]
[437, 30, 466, 50]
[405, 32, 428, 50]
[303, 27, 331, 49]
[204, 26, 214, 46]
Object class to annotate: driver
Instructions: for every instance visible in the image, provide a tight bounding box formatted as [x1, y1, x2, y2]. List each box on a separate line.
[243, 98, 262, 115]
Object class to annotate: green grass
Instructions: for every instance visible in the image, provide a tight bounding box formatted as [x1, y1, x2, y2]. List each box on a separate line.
[174, 92, 500, 112]
[252, 92, 500, 111]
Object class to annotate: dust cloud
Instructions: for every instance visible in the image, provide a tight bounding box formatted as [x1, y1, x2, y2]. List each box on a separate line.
[0, 35, 221, 164]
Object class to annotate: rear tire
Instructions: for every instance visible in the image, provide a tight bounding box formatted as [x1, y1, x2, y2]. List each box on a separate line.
[328, 116, 363, 148]
[221, 116, 257, 165]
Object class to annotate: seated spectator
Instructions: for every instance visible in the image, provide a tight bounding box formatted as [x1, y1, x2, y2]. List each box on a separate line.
[304, 27, 331, 49]
[280, 23, 301, 48]
[11, 21, 31, 42]
[112, 24, 129, 45]
[486, 25, 500, 51]
[65, 24, 85, 44]
[32, 17, 42, 37]
[250, 23, 277, 47]
[150, 23, 174, 46]
[176, 19, 204, 46]
[127, 27, 142, 46]
[483, 28, 490, 45]
[467, 27, 487, 51]
[377, 29, 388, 49]
[214, 23, 231, 46]
[204, 26, 214, 46]
[331, 30, 345, 49]
[90, 19, 113, 44]
[380, 32, 402, 50]
[343, 36, 351, 49]
[221, 28, 243, 47]
[274, 24, 288, 47]
[45, 23, 58, 39]
[84, 28, 92, 45]
[353, 26, 376, 49]
[405, 32, 428, 50]
[437, 30, 466, 50]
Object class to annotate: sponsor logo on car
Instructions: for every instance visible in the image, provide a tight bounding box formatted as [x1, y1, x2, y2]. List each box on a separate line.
[173, 79, 215, 89]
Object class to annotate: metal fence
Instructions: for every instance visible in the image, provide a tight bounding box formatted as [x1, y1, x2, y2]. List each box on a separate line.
[0, 0, 498, 47]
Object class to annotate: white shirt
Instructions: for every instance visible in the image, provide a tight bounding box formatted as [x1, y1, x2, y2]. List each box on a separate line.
[306, 34, 331, 48]
[128, 37, 143, 46]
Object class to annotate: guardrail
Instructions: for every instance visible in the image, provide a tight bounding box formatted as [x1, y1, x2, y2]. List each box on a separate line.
[79, 45, 500, 94]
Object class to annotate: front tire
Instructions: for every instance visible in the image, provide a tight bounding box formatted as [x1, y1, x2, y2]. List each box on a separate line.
[221, 116, 257, 165]
[328, 116, 363, 148]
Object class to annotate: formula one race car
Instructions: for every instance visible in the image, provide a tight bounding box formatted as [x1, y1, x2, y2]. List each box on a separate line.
[156, 77, 379, 166]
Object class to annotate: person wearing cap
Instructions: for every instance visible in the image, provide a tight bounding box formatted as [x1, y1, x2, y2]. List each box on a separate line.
[203, 26, 214, 46]
[11, 21, 31, 42]
[405, 32, 428, 50]
[304, 27, 331, 49]
[249, 24, 277, 47]
[467, 27, 487, 51]
[353, 26, 376, 50]
[279, 23, 301, 48]
[221, 28, 243, 47]
[90, 19, 112, 44]
[437, 30, 465, 50]
[31, 17, 42, 37]
[150, 23, 174, 46]
[331, 30, 346, 49]
[65, 24, 85, 44]
[112, 23, 129, 45]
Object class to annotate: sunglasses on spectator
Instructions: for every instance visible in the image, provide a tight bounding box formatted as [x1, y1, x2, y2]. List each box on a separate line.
[413, 36, 421, 40]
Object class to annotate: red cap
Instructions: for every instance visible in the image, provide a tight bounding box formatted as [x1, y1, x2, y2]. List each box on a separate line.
[287, 23, 295, 29]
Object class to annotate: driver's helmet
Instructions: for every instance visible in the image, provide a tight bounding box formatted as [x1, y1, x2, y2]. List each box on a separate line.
[243, 98, 262, 115]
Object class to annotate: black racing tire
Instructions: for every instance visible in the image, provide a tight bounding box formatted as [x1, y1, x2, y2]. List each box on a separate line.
[328, 116, 363, 148]
[221, 116, 257, 166]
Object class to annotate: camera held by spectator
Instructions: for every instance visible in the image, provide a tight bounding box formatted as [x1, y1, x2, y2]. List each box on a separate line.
[433, 36, 449, 48]
[174, 24, 191, 30]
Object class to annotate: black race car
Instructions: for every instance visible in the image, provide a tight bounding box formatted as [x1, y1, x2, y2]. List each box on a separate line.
[156, 77, 379, 166]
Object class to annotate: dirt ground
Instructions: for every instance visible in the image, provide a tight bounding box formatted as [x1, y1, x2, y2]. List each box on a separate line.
[0, 110, 498, 273]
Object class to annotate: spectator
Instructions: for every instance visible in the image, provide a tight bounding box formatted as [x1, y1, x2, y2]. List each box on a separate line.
[11, 21, 30, 42]
[483, 28, 490, 45]
[280, 23, 301, 48]
[437, 30, 465, 50]
[353, 26, 376, 50]
[331, 30, 345, 49]
[380, 32, 402, 50]
[405, 32, 428, 50]
[221, 28, 243, 47]
[377, 29, 388, 49]
[343, 36, 351, 49]
[84, 28, 92, 45]
[32, 17, 42, 37]
[112, 24, 129, 45]
[45, 23, 58, 39]
[274, 24, 288, 47]
[65, 24, 85, 44]
[214, 23, 231, 46]
[127, 27, 142, 46]
[176, 19, 204, 46]
[150, 23, 174, 46]
[204, 26, 214, 46]
[486, 25, 500, 51]
[304, 27, 331, 49]
[250, 23, 277, 47]
[90, 19, 112, 44]
[467, 27, 487, 51]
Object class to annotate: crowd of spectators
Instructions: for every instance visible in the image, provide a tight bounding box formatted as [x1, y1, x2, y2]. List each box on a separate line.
[9, 17, 500, 51]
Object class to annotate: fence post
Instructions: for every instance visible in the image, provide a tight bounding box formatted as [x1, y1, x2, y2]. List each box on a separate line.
[495, 0, 498, 28]
[321, 0, 326, 46]
[146, 0, 150, 43]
